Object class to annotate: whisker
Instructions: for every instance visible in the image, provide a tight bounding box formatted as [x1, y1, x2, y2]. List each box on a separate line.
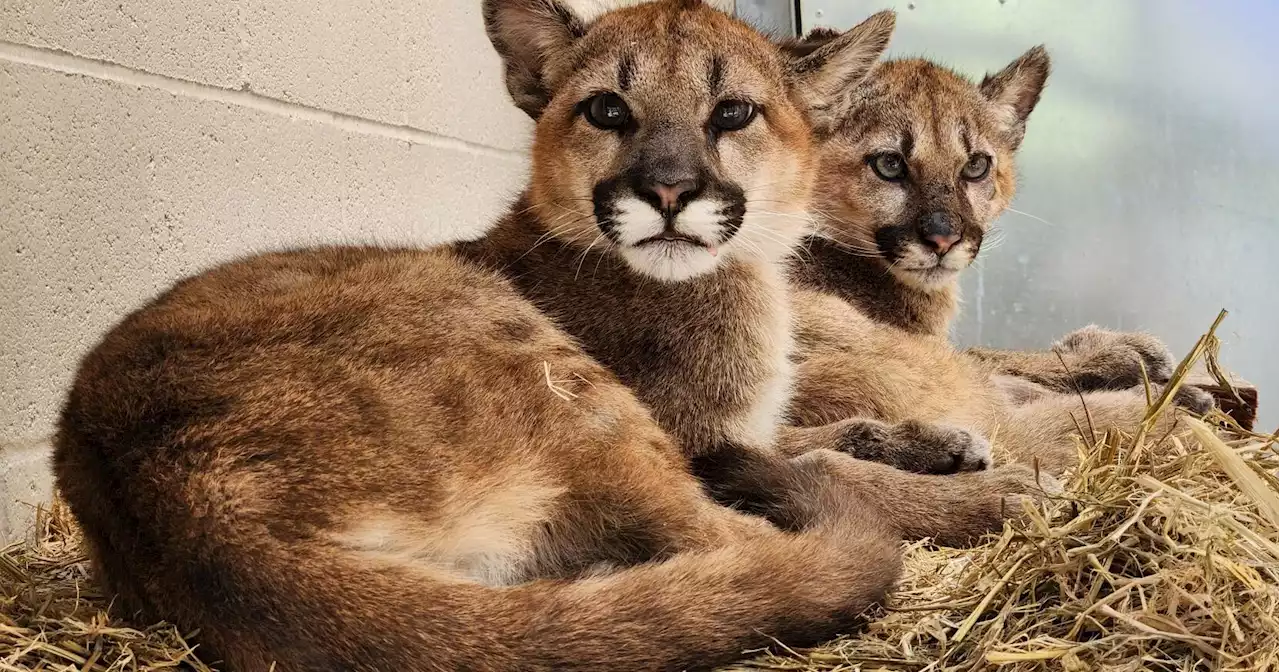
[750, 208, 817, 222]
[743, 209, 830, 259]
[740, 198, 866, 234]
[807, 232, 884, 259]
[591, 246, 611, 279]
[750, 210, 828, 242]
[1003, 207, 1057, 228]
[744, 227, 810, 262]
[734, 236, 768, 263]
[513, 208, 602, 260]
[513, 226, 570, 263]
[740, 180, 791, 195]
[574, 233, 607, 281]
[548, 201, 593, 218]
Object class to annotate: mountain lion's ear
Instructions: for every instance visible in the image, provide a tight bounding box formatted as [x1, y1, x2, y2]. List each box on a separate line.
[483, 0, 588, 119]
[784, 11, 896, 132]
[777, 26, 842, 60]
[980, 46, 1051, 148]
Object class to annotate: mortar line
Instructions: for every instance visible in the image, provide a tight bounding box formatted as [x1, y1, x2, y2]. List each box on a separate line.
[0, 40, 527, 163]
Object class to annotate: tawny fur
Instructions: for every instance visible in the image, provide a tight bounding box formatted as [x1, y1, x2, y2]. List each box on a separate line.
[51, 4, 1052, 671]
[782, 45, 1212, 475]
[59, 246, 905, 671]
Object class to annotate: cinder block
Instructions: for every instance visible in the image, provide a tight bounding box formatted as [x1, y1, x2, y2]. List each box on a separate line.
[241, 0, 532, 152]
[1, 0, 532, 150]
[0, 60, 528, 441]
[0, 0, 243, 87]
[0, 438, 54, 545]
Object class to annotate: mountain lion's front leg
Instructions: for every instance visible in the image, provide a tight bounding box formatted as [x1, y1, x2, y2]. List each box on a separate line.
[775, 419, 991, 474]
[693, 443, 1059, 548]
[966, 325, 1179, 394]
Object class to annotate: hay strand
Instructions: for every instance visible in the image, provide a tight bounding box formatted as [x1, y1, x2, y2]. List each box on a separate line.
[1187, 417, 1279, 527]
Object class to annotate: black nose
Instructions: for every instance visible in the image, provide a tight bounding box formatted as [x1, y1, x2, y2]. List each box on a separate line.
[637, 179, 701, 217]
[917, 211, 962, 256]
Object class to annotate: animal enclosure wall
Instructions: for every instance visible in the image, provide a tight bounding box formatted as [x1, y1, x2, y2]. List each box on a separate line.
[792, 0, 1280, 430]
[1, 1, 532, 451]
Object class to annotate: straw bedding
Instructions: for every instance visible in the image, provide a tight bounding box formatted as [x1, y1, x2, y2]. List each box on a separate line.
[3, 320, 1276, 671]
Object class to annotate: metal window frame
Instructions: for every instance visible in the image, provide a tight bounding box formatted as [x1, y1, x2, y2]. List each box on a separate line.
[733, 0, 798, 37]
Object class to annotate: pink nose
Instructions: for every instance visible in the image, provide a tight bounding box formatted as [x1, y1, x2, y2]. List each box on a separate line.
[923, 232, 962, 256]
[646, 180, 698, 213]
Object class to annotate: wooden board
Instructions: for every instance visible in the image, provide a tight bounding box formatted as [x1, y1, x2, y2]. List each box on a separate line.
[1185, 370, 1260, 432]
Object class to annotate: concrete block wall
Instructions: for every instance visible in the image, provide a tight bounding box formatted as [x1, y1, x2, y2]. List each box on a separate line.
[0, 0, 732, 542]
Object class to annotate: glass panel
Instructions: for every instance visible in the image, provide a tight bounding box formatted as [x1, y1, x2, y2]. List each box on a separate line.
[799, 0, 1278, 429]
[737, 0, 795, 35]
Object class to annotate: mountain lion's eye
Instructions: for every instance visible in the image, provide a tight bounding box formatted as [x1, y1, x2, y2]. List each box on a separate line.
[961, 154, 991, 181]
[585, 93, 631, 130]
[710, 100, 756, 132]
[870, 153, 907, 181]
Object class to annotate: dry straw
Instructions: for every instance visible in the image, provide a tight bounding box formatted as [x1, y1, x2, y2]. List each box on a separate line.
[2, 316, 1276, 671]
[732, 313, 1279, 671]
[0, 502, 213, 671]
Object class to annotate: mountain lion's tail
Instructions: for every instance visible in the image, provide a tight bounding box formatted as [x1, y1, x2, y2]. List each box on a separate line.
[71, 500, 897, 671]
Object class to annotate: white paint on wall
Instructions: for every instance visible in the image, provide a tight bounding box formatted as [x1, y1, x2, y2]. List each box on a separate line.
[0, 438, 53, 543]
[0, 1, 545, 445]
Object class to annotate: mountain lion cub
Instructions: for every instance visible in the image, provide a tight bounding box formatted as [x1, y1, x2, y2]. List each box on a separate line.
[788, 32, 1199, 397]
[782, 37, 1211, 474]
[53, 2, 1055, 670]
